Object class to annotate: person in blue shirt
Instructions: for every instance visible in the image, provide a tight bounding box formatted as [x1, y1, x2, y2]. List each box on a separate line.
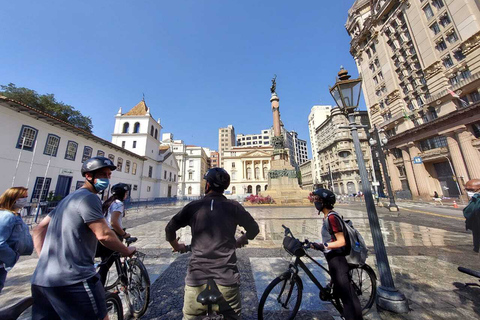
[0, 186, 33, 293]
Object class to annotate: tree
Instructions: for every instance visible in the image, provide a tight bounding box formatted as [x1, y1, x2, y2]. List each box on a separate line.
[1, 83, 93, 132]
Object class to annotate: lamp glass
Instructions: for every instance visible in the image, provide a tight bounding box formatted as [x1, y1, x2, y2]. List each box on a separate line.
[339, 80, 362, 108]
[330, 86, 344, 109]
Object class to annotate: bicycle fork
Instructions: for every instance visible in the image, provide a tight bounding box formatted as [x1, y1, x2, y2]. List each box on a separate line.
[277, 271, 297, 309]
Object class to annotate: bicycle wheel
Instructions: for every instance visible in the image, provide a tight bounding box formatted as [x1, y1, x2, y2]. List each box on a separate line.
[105, 291, 124, 320]
[334, 264, 377, 315]
[258, 273, 303, 320]
[127, 258, 151, 318]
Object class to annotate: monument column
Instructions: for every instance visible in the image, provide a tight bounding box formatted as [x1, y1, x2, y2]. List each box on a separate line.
[443, 131, 469, 184]
[400, 146, 419, 198]
[457, 128, 480, 179]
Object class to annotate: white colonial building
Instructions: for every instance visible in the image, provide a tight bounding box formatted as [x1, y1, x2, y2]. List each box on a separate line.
[0, 96, 179, 202]
[222, 146, 274, 196]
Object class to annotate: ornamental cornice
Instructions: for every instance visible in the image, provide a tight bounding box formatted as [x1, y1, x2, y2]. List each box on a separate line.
[370, 103, 380, 114]
[462, 31, 480, 55]
[387, 89, 401, 104]
[424, 61, 442, 80]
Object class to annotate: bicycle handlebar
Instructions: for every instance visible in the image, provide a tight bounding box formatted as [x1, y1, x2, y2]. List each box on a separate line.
[458, 266, 480, 279]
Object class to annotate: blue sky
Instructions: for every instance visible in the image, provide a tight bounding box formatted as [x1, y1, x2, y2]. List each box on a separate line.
[1, 0, 361, 156]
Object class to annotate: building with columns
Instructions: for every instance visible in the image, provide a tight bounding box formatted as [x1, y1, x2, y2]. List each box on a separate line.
[346, 0, 480, 199]
[221, 146, 273, 196]
[218, 125, 235, 168]
[308, 105, 333, 187]
[315, 108, 373, 195]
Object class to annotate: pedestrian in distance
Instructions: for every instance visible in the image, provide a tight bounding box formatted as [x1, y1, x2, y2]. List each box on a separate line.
[165, 167, 260, 320]
[433, 191, 439, 199]
[464, 179, 480, 253]
[96, 182, 131, 286]
[31, 157, 136, 320]
[309, 188, 363, 320]
[0, 187, 33, 293]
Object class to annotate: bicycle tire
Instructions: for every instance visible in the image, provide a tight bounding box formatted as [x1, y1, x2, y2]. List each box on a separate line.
[126, 257, 151, 318]
[105, 291, 124, 320]
[333, 264, 377, 315]
[258, 273, 303, 320]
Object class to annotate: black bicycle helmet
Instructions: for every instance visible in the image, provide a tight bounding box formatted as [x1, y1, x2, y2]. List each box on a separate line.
[203, 168, 230, 190]
[111, 183, 129, 199]
[81, 157, 117, 177]
[312, 188, 336, 206]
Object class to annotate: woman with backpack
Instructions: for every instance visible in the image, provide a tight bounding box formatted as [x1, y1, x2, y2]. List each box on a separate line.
[96, 183, 130, 285]
[309, 188, 363, 320]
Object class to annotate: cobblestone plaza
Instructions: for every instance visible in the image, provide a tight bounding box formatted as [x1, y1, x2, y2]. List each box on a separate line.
[1, 203, 479, 319]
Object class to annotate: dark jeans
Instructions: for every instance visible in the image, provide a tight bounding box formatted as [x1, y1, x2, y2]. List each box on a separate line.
[472, 224, 480, 252]
[0, 267, 7, 293]
[327, 254, 363, 320]
[95, 243, 116, 286]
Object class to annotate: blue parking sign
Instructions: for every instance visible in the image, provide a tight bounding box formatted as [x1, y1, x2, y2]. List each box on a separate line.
[413, 156, 422, 164]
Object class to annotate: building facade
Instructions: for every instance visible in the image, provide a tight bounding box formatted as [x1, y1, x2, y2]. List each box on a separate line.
[218, 125, 236, 168]
[222, 146, 273, 196]
[315, 108, 373, 195]
[210, 150, 219, 168]
[290, 131, 309, 166]
[0, 97, 180, 202]
[299, 160, 314, 190]
[308, 105, 333, 187]
[347, 0, 480, 199]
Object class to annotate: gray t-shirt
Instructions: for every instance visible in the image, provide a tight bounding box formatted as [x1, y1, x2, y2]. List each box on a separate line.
[31, 188, 104, 287]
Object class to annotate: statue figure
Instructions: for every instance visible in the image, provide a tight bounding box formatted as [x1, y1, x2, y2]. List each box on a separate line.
[270, 74, 277, 94]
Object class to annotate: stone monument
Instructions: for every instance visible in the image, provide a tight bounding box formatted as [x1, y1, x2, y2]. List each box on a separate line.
[263, 76, 310, 204]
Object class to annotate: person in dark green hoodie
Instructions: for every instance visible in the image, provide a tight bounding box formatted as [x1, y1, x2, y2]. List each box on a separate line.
[464, 179, 480, 253]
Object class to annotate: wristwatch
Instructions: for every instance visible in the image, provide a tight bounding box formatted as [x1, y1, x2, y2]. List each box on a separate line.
[324, 242, 329, 248]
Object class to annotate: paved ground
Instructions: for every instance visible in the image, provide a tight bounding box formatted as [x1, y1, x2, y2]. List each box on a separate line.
[1, 200, 479, 319]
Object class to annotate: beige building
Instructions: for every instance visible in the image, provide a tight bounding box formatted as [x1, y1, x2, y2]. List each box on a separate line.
[315, 108, 373, 195]
[347, 0, 480, 199]
[308, 105, 333, 185]
[222, 146, 273, 196]
[218, 125, 236, 168]
[299, 159, 314, 190]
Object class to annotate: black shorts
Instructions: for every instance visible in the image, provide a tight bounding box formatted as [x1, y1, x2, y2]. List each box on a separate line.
[32, 274, 107, 320]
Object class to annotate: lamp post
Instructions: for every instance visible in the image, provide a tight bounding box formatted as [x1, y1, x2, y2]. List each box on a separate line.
[329, 67, 409, 313]
[369, 125, 399, 211]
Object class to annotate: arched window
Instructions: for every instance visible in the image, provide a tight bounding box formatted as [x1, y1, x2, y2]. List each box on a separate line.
[134, 122, 140, 133]
[150, 125, 154, 136]
[154, 128, 158, 139]
[256, 185, 261, 195]
[232, 186, 236, 194]
[188, 186, 192, 195]
[247, 185, 252, 193]
[122, 122, 129, 133]
[265, 185, 268, 191]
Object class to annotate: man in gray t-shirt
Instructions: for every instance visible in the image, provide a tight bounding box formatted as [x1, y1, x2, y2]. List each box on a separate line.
[31, 157, 136, 320]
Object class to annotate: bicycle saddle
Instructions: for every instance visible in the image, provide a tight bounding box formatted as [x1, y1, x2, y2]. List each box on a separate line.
[0, 296, 33, 320]
[197, 278, 223, 305]
[126, 237, 138, 245]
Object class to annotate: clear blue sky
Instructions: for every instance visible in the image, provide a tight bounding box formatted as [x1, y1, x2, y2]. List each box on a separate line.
[1, 0, 361, 156]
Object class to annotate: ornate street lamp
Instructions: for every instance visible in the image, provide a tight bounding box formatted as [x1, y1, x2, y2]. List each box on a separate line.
[369, 126, 399, 211]
[329, 67, 409, 313]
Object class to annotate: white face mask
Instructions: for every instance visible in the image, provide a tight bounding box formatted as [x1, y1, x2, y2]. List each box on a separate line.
[467, 191, 477, 198]
[13, 197, 29, 209]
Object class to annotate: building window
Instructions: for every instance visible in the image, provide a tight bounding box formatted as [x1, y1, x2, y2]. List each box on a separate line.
[232, 162, 236, 168]
[154, 129, 158, 140]
[43, 134, 60, 157]
[147, 186, 151, 192]
[453, 48, 465, 61]
[132, 162, 137, 175]
[133, 141, 137, 148]
[65, 141, 78, 161]
[188, 172, 193, 180]
[16, 125, 38, 151]
[460, 68, 471, 81]
[125, 160, 130, 173]
[449, 74, 460, 86]
[164, 170, 167, 179]
[148, 166, 153, 178]
[122, 122, 129, 133]
[174, 174, 176, 182]
[82, 146, 93, 162]
[189, 160, 194, 167]
[419, 136, 448, 151]
[97, 150, 105, 157]
[470, 91, 480, 103]
[439, 13, 451, 27]
[432, 0, 444, 9]
[442, 55, 453, 68]
[472, 123, 480, 138]
[108, 154, 115, 163]
[436, 39, 447, 52]
[150, 125, 154, 137]
[430, 22, 440, 35]
[116, 158, 123, 171]
[134, 122, 140, 133]
[446, 31, 458, 44]
[423, 4, 434, 20]
[188, 186, 192, 195]
[121, 141, 126, 148]
[31, 177, 52, 202]
[232, 186, 236, 194]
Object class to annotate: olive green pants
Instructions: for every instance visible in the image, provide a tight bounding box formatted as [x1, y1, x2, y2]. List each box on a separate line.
[182, 283, 241, 320]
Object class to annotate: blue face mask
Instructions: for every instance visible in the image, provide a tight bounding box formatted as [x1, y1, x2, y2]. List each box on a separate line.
[94, 178, 110, 192]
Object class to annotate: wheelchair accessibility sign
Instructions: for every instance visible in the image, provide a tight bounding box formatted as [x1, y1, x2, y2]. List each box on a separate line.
[413, 156, 423, 164]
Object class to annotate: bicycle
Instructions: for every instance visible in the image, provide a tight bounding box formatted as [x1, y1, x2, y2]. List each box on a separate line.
[0, 293, 122, 320]
[458, 266, 480, 288]
[96, 236, 150, 319]
[258, 225, 377, 320]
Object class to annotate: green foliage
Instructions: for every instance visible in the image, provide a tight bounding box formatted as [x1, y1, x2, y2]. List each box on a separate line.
[1, 83, 93, 132]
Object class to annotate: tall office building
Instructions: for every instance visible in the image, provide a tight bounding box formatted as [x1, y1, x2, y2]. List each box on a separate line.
[308, 105, 333, 187]
[346, 0, 480, 199]
[218, 125, 236, 168]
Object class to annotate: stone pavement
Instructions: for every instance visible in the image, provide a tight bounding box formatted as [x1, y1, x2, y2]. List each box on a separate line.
[1, 203, 479, 319]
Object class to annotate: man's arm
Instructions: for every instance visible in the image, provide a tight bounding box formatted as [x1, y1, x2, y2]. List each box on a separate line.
[236, 205, 260, 240]
[32, 215, 51, 256]
[88, 219, 135, 256]
[165, 206, 192, 252]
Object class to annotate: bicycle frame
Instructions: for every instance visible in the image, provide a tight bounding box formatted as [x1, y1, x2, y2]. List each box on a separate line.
[286, 253, 332, 297]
